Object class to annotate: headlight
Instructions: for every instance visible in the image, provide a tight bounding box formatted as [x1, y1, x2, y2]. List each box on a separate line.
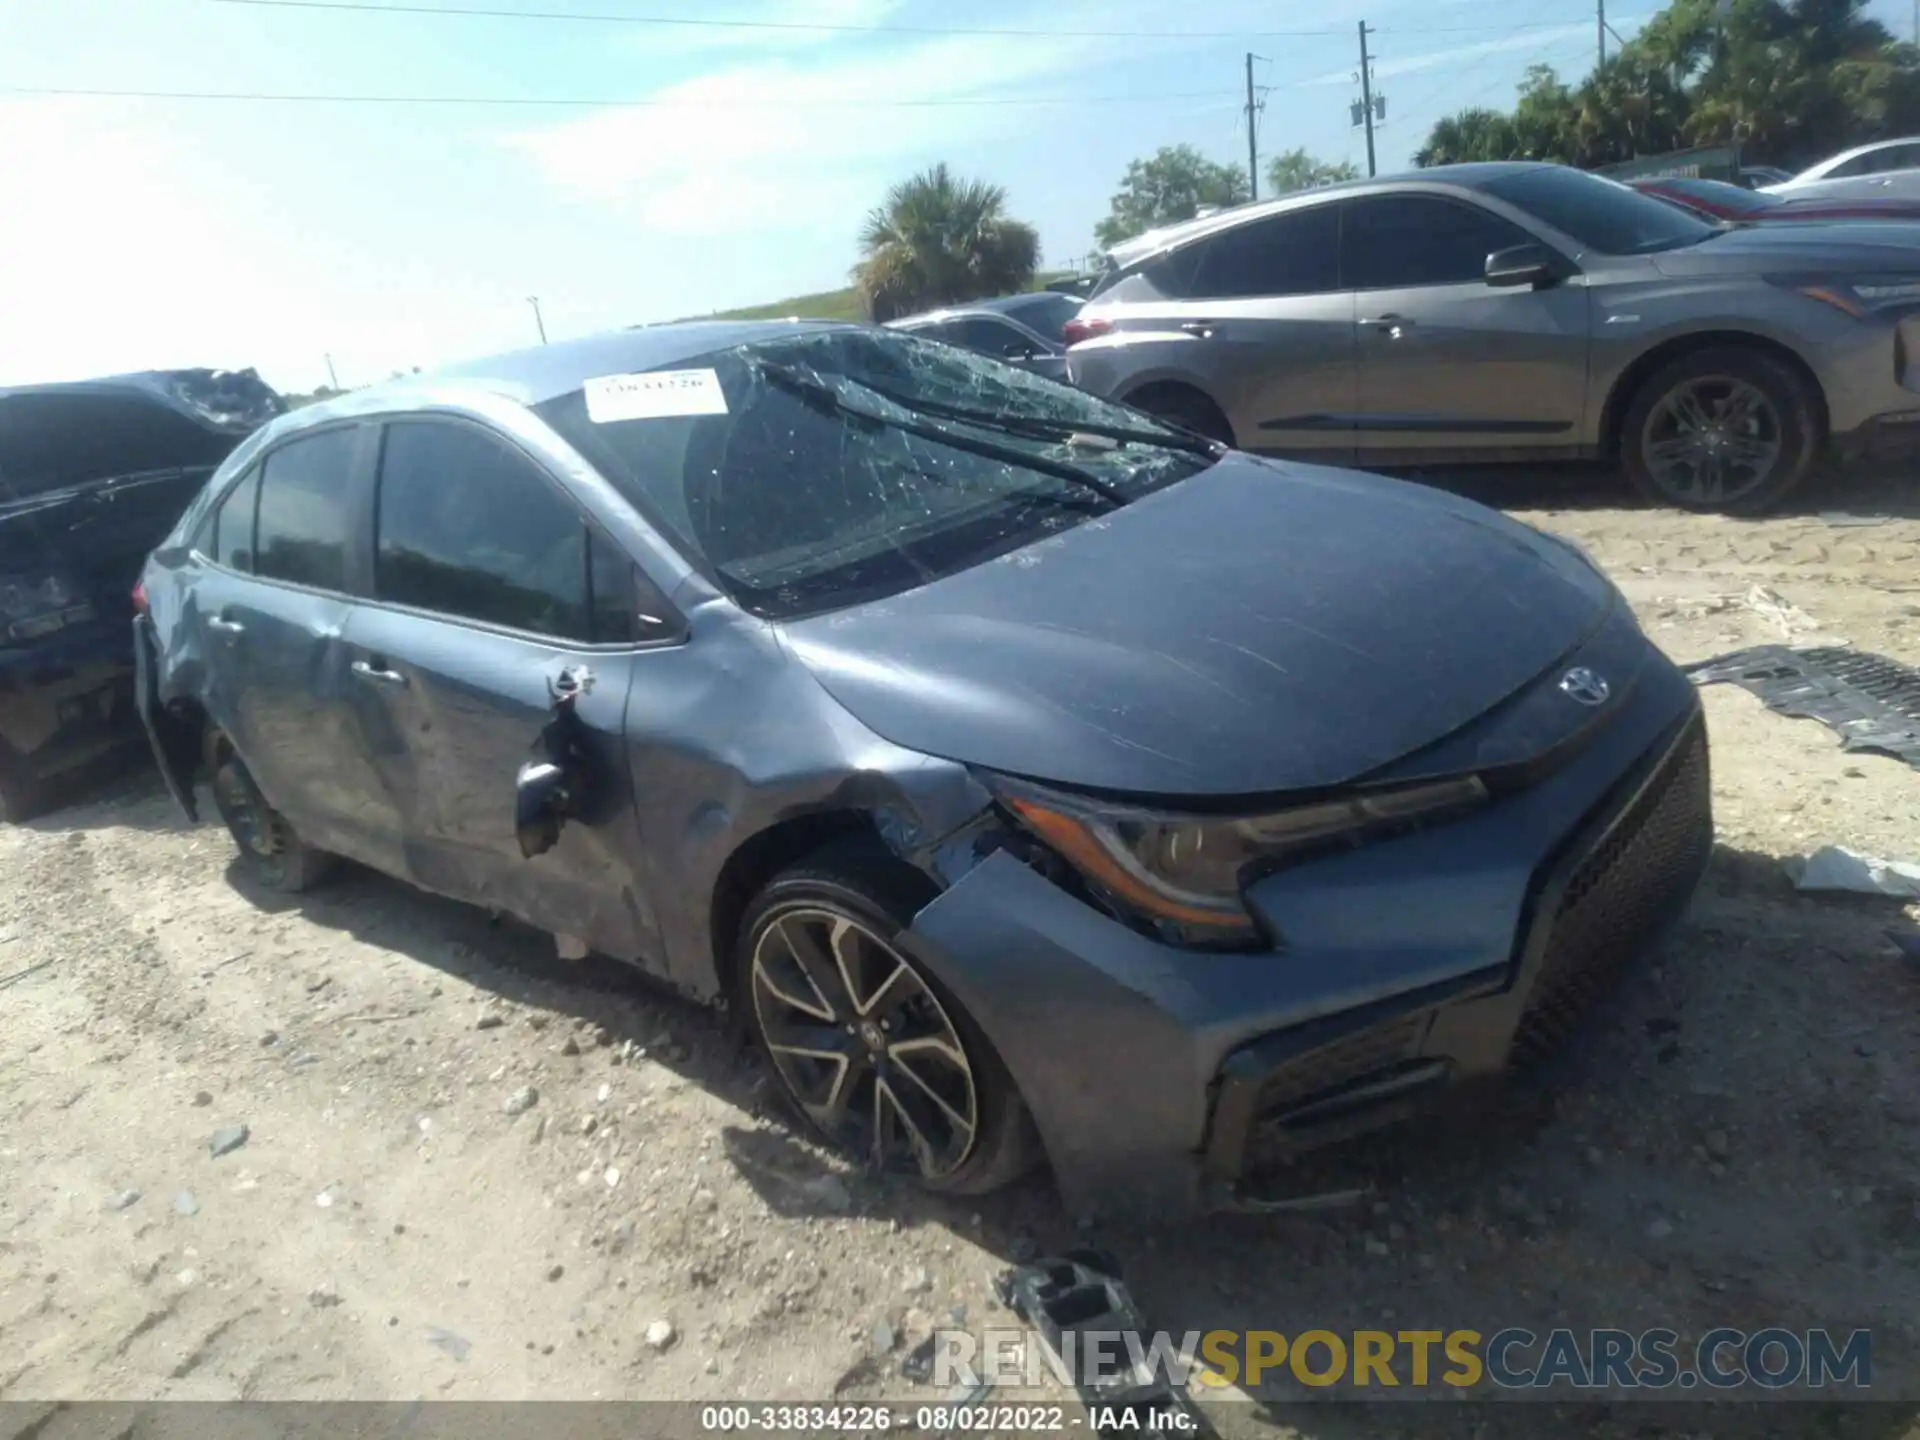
[0, 572, 94, 641]
[1772, 273, 1920, 318]
[989, 773, 1489, 948]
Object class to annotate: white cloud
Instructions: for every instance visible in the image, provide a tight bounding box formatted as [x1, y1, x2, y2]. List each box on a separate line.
[503, 29, 1092, 236]
[617, 0, 909, 62]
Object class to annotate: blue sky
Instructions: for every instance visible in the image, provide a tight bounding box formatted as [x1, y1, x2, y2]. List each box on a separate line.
[0, 0, 1903, 392]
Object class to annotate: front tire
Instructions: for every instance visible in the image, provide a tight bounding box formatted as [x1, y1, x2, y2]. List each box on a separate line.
[1125, 384, 1236, 448]
[1620, 347, 1821, 514]
[736, 840, 1038, 1196]
[205, 730, 335, 893]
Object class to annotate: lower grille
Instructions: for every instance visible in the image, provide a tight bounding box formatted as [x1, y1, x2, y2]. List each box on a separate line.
[1512, 719, 1713, 1066]
[1254, 1014, 1428, 1118]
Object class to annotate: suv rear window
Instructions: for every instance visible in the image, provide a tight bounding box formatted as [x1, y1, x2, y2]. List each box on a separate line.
[254, 427, 357, 592]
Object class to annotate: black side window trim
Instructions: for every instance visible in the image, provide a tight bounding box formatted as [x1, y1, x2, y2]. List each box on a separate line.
[193, 463, 259, 569]
[366, 414, 685, 652]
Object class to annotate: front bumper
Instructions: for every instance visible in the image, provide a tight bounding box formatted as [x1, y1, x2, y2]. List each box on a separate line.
[904, 646, 1712, 1223]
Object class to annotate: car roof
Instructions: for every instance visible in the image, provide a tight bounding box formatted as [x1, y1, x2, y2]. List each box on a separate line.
[1801, 136, 1920, 179]
[1099, 162, 1556, 270]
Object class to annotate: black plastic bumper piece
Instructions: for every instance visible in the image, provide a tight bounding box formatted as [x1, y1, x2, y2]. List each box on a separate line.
[995, 1251, 1219, 1440]
[132, 614, 199, 822]
[1687, 644, 1920, 768]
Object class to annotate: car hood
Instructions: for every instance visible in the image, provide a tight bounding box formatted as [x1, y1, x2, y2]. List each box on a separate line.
[778, 456, 1614, 798]
[1650, 222, 1920, 276]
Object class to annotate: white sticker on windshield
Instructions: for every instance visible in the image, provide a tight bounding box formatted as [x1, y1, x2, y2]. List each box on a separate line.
[583, 368, 728, 423]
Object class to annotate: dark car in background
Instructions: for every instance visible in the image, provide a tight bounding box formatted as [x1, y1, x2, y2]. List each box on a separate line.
[137, 321, 1712, 1218]
[0, 369, 284, 819]
[1066, 162, 1920, 514]
[887, 292, 1082, 380]
[1630, 174, 1920, 226]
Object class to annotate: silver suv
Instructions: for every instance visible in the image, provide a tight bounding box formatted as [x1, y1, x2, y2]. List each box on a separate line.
[1065, 162, 1920, 512]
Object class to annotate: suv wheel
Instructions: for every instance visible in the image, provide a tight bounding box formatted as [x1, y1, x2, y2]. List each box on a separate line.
[205, 730, 335, 892]
[1620, 347, 1820, 514]
[1125, 385, 1235, 447]
[736, 840, 1038, 1196]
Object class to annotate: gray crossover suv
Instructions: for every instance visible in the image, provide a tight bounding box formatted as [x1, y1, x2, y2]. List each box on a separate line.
[136, 321, 1711, 1218]
[1066, 162, 1920, 513]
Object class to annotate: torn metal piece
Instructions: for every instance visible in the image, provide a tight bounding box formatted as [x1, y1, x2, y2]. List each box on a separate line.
[1685, 645, 1920, 768]
[1223, 1185, 1370, 1215]
[994, 1250, 1220, 1440]
[1793, 845, 1920, 899]
[515, 670, 594, 859]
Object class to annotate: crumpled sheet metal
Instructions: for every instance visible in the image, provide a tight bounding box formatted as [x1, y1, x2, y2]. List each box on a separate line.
[1685, 644, 1920, 768]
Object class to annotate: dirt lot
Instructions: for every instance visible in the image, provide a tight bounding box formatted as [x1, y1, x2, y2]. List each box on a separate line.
[4, 468, 1920, 1437]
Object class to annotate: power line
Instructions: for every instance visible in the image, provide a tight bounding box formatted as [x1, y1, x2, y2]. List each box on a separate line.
[204, 0, 1605, 41]
[0, 82, 1246, 107]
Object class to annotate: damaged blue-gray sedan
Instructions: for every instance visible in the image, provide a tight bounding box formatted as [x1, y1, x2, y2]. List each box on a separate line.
[135, 321, 1713, 1219]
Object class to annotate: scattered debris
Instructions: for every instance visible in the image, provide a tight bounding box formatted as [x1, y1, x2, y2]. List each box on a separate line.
[869, 1316, 897, 1355]
[103, 1189, 141, 1212]
[645, 1319, 677, 1352]
[555, 934, 589, 961]
[1686, 646, 1920, 768]
[604, 1166, 621, 1188]
[996, 1250, 1218, 1439]
[1886, 928, 1920, 962]
[316, 1191, 334, 1208]
[208, 1125, 250, 1158]
[476, 1011, 506, 1031]
[503, 1085, 539, 1117]
[192, 1091, 213, 1107]
[1792, 846, 1920, 899]
[789, 1172, 853, 1214]
[1740, 585, 1820, 639]
[560, 1036, 581, 1057]
[1819, 512, 1891, 529]
[903, 1265, 932, 1295]
[309, 1281, 343, 1308]
[901, 1333, 937, 1384]
[1647, 1217, 1675, 1240]
[547, 1264, 565, 1282]
[172, 1191, 199, 1217]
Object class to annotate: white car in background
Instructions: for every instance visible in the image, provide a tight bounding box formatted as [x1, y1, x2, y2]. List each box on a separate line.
[1762, 137, 1920, 201]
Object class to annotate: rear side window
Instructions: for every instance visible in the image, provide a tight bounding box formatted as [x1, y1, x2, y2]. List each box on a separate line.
[254, 428, 357, 591]
[1186, 205, 1341, 299]
[211, 467, 260, 572]
[1343, 195, 1534, 289]
[375, 419, 631, 643]
[944, 317, 1032, 358]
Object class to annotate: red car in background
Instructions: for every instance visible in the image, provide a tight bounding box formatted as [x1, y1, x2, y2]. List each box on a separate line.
[1629, 175, 1920, 224]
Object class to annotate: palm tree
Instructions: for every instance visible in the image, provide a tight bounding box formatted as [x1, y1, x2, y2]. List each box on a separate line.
[853, 164, 1040, 323]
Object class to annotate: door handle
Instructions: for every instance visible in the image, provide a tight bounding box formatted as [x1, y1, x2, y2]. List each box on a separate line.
[351, 660, 408, 687]
[1178, 320, 1218, 336]
[207, 616, 244, 635]
[1358, 314, 1416, 338]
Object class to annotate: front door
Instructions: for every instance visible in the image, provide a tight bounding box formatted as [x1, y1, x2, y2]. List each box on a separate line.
[1343, 194, 1591, 464]
[341, 415, 660, 961]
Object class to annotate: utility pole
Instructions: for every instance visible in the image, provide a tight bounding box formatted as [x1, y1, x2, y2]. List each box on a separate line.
[1245, 52, 1260, 202]
[1357, 21, 1377, 179]
[527, 296, 548, 345]
[323, 353, 339, 390]
[1598, 0, 1607, 65]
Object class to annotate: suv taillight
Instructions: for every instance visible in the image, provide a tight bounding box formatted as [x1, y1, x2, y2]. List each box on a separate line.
[1061, 316, 1113, 347]
[131, 581, 149, 616]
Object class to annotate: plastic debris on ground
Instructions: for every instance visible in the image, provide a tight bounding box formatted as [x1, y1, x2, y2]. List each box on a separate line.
[1790, 846, 1920, 899]
[1685, 645, 1920, 769]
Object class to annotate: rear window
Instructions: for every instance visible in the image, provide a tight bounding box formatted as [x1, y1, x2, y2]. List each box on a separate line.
[254, 426, 357, 592]
[994, 293, 1081, 344]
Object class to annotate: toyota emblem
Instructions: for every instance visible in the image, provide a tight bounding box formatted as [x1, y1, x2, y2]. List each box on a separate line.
[1559, 667, 1610, 706]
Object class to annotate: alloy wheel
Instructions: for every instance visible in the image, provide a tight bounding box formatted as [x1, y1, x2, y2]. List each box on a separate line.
[1640, 375, 1783, 506]
[749, 905, 979, 1180]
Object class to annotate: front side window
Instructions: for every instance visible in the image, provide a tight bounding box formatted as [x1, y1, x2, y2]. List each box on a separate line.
[254, 427, 357, 591]
[1185, 204, 1342, 299]
[534, 329, 1215, 621]
[1343, 195, 1535, 289]
[375, 419, 606, 641]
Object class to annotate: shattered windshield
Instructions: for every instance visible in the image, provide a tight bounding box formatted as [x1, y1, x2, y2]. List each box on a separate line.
[533, 328, 1215, 621]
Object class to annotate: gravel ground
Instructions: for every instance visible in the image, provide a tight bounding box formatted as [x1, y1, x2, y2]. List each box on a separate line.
[3, 466, 1919, 1438]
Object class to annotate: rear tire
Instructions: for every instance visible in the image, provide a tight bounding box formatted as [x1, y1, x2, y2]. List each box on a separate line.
[1619, 347, 1821, 514]
[735, 838, 1039, 1197]
[204, 730, 335, 893]
[1124, 384, 1236, 448]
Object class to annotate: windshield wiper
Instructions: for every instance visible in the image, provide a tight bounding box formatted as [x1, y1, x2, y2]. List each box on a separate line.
[750, 360, 1130, 508]
[844, 379, 1225, 459]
